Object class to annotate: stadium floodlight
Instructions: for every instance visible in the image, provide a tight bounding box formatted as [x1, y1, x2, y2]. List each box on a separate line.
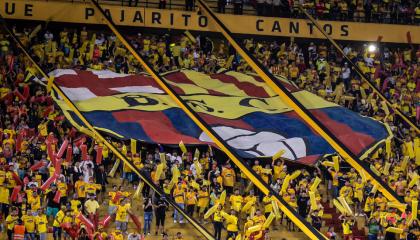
[368, 44, 377, 53]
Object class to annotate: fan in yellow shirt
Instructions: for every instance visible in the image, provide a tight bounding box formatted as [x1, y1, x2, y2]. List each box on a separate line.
[84, 194, 100, 215]
[223, 209, 239, 239]
[364, 193, 375, 218]
[109, 229, 124, 240]
[172, 183, 186, 204]
[229, 189, 243, 212]
[197, 186, 210, 219]
[22, 210, 36, 235]
[74, 176, 86, 200]
[115, 198, 132, 232]
[28, 191, 41, 212]
[36, 209, 48, 240]
[339, 181, 354, 205]
[262, 193, 273, 217]
[339, 214, 355, 238]
[221, 163, 236, 194]
[5, 208, 19, 232]
[0, 185, 10, 204]
[185, 188, 197, 215]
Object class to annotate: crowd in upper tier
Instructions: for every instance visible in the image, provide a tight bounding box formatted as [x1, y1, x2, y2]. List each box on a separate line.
[0, 23, 418, 240]
[211, 0, 420, 25]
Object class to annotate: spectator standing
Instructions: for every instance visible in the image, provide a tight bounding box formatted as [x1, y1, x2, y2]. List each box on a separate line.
[159, 0, 166, 9]
[143, 197, 154, 235]
[155, 196, 168, 235]
[185, 0, 193, 11]
[256, 0, 265, 16]
[272, 0, 281, 17]
[218, 0, 226, 13]
[233, 0, 243, 15]
[264, 0, 273, 16]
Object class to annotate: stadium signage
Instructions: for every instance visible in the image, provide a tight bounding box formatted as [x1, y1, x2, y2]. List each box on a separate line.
[2, 0, 420, 43]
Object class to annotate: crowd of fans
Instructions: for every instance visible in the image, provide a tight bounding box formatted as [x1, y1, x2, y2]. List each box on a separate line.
[212, 0, 420, 25]
[0, 22, 418, 240]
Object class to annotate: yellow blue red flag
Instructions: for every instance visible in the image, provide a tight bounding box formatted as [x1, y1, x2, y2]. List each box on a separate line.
[51, 69, 390, 164]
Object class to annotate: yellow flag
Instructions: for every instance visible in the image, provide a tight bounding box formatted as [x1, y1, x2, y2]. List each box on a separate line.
[333, 156, 340, 172]
[383, 162, 391, 175]
[281, 175, 290, 194]
[184, 31, 197, 43]
[338, 196, 353, 215]
[179, 141, 187, 154]
[370, 165, 381, 176]
[401, 156, 409, 170]
[322, 161, 335, 168]
[290, 170, 301, 180]
[194, 148, 200, 160]
[219, 190, 227, 205]
[271, 200, 281, 219]
[309, 191, 318, 210]
[386, 202, 407, 211]
[108, 159, 120, 177]
[410, 200, 418, 223]
[310, 177, 321, 192]
[333, 199, 346, 214]
[262, 212, 275, 229]
[194, 160, 202, 176]
[130, 139, 137, 154]
[204, 204, 219, 219]
[386, 227, 403, 234]
[385, 139, 391, 159]
[155, 163, 164, 182]
[272, 149, 286, 161]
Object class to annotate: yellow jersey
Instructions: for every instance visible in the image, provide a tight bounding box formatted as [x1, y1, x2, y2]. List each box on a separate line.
[36, 215, 48, 233]
[116, 203, 131, 222]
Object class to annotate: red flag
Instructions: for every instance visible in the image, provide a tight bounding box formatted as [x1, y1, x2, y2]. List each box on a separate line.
[15, 132, 23, 152]
[129, 213, 141, 233]
[53, 190, 61, 203]
[54, 158, 62, 175]
[81, 144, 88, 161]
[14, 89, 26, 102]
[46, 141, 54, 163]
[11, 171, 23, 186]
[40, 174, 58, 191]
[61, 223, 78, 239]
[22, 85, 30, 99]
[96, 146, 103, 165]
[30, 161, 46, 171]
[77, 213, 94, 231]
[11, 185, 21, 202]
[57, 140, 69, 158]
[74, 136, 86, 147]
[65, 145, 73, 163]
[98, 215, 111, 228]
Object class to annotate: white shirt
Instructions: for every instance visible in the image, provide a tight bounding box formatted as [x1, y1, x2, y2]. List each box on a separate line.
[190, 162, 202, 177]
[341, 67, 351, 79]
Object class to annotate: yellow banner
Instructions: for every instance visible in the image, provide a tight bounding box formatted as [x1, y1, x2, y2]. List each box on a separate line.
[2, 0, 420, 43]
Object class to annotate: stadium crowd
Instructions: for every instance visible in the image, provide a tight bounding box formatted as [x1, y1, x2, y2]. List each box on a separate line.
[0, 22, 419, 240]
[212, 0, 420, 25]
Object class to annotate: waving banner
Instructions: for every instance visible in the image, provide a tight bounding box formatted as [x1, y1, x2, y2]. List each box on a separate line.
[51, 69, 390, 164]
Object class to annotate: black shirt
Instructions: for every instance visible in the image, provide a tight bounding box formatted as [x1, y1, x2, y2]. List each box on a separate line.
[155, 199, 168, 214]
[46, 190, 60, 208]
